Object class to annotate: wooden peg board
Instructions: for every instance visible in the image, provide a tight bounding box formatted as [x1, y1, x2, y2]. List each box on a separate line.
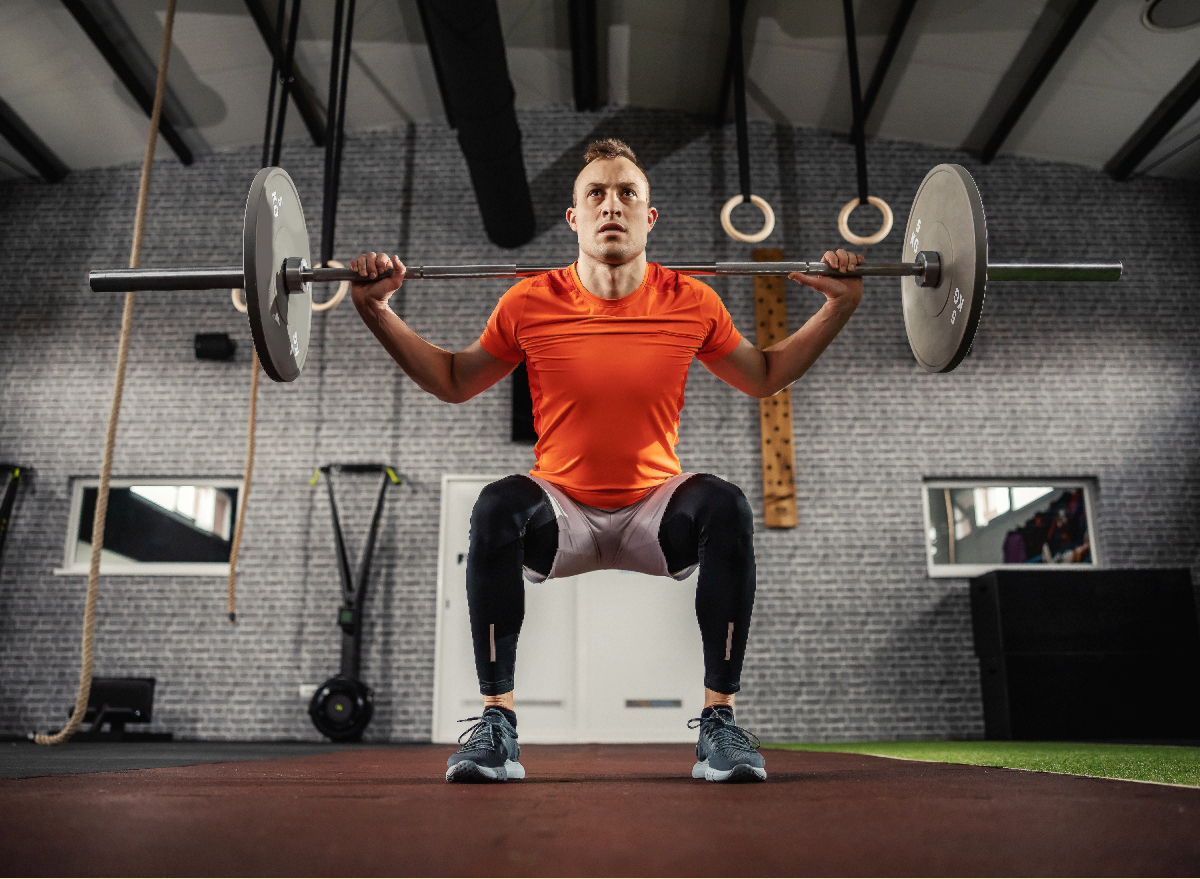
[753, 248, 797, 528]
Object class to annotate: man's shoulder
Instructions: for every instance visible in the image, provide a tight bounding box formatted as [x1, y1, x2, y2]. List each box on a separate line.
[649, 263, 719, 301]
[498, 266, 571, 302]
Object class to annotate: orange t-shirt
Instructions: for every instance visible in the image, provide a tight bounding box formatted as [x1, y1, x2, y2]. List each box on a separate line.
[479, 262, 742, 508]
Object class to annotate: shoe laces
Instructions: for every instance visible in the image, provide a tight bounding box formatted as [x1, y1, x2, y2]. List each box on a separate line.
[456, 713, 510, 750]
[688, 711, 761, 754]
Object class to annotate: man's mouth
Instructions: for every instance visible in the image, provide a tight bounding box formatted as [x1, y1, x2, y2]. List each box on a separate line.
[598, 222, 625, 233]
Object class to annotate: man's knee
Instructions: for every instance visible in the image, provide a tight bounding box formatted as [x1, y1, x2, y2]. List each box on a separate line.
[688, 474, 753, 536]
[470, 475, 546, 545]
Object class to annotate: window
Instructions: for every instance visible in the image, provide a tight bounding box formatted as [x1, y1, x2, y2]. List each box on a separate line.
[922, 479, 1099, 578]
[58, 477, 241, 576]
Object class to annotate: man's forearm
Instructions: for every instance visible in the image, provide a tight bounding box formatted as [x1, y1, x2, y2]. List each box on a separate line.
[355, 299, 461, 402]
[759, 298, 857, 396]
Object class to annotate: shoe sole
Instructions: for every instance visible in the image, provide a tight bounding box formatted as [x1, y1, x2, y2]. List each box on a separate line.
[692, 760, 767, 782]
[445, 758, 525, 783]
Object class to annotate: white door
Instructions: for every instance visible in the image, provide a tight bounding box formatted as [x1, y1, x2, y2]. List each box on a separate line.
[432, 476, 704, 744]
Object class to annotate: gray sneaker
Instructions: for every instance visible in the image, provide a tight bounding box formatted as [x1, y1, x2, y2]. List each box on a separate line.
[689, 705, 767, 782]
[445, 707, 525, 782]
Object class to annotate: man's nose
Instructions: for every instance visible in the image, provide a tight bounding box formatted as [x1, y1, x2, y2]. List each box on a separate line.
[601, 194, 622, 216]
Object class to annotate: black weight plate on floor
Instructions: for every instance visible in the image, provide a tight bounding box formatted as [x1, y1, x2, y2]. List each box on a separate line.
[243, 167, 312, 382]
[308, 676, 374, 742]
[900, 164, 987, 373]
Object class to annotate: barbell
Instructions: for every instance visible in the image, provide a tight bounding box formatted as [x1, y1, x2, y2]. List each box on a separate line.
[89, 164, 1121, 381]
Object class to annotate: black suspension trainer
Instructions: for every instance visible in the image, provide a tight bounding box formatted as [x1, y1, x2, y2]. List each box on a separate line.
[308, 463, 400, 742]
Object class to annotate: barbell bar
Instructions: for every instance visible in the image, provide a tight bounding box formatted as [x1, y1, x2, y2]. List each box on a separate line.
[89, 257, 1122, 291]
[87, 163, 1123, 381]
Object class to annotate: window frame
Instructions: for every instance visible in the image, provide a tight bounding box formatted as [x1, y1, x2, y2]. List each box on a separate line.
[56, 476, 243, 577]
[920, 478, 1101, 579]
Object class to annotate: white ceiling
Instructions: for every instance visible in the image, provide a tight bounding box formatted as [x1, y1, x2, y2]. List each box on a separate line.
[1, 0, 1198, 182]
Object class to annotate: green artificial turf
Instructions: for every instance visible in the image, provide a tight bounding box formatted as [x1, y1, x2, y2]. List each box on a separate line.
[764, 740, 1200, 787]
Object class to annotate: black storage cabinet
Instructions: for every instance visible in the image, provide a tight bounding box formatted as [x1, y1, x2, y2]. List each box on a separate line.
[969, 568, 1200, 740]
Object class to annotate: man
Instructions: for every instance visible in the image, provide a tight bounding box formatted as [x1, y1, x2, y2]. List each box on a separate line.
[351, 139, 863, 783]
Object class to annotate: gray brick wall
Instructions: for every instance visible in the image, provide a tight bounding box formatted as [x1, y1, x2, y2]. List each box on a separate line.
[1, 106, 1197, 742]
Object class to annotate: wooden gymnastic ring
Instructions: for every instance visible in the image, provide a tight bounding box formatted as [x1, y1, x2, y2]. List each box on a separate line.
[231, 287, 247, 313]
[837, 196, 893, 246]
[720, 194, 776, 244]
[312, 259, 350, 313]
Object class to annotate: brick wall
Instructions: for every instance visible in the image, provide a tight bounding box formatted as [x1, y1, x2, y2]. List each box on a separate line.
[1, 106, 1197, 741]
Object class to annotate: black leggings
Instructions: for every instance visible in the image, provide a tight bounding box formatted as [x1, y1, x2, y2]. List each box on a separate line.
[465, 473, 756, 696]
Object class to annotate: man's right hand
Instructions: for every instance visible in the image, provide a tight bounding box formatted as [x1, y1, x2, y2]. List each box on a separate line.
[350, 251, 405, 313]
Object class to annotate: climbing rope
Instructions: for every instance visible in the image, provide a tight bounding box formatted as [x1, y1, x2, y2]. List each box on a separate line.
[226, 348, 259, 624]
[37, 0, 178, 746]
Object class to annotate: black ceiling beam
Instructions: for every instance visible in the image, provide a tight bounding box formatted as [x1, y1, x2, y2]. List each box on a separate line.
[1105, 56, 1200, 181]
[61, 0, 193, 164]
[860, 0, 919, 125]
[243, 0, 326, 147]
[975, 0, 1098, 164]
[416, 0, 534, 248]
[0, 95, 69, 182]
[568, 0, 600, 112]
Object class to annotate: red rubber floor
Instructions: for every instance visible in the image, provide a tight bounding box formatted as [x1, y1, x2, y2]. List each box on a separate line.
[2, 744, 1198, 876]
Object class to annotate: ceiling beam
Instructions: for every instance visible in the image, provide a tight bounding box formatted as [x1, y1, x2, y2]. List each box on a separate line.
[60, 0, 194, 165]
[1105, 56, 1200, 180]
[972, 0, 1098, 164]
[0, 95, 69, 182]
[568, 0, 600, 112]
[243, 0, 326, 147]
[415, 0, 534, 248]
[860, 0, 920, 125]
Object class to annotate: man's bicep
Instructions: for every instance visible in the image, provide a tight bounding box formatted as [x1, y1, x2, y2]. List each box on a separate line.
[451, 340, 519, 402]
[701, 337, 768, 397]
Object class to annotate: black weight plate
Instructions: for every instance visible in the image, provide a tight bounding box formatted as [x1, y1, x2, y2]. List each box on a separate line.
[308, 675, 374, 742]
[243, 167, 312, 383]
[900, 164, 987, 373]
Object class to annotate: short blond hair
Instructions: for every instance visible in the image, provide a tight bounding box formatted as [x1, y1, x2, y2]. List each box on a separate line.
[574, 138, 650, 205]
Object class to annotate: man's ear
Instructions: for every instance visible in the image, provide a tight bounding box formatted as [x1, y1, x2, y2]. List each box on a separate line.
[565, 206, 577, 230]
[646, 206, 658, 231]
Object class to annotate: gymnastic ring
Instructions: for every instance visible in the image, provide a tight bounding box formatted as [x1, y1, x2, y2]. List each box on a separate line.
[837, 196, 894, 246]
[312, 259, 350, 312]
[232, 260, 349, 313]
[720, 194, 776, 244]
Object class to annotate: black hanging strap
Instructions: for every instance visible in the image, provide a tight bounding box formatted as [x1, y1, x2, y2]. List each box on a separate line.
[260, 0, 286, 168]
[729, 0, 752, 201]
[320, 0, 356, 265]
[270, 0, 304, 167]
[261, 0, 304, 169]
[842, 0, 870, 205]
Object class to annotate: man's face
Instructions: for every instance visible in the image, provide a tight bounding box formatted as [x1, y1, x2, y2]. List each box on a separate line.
[566, 157, 657, 265]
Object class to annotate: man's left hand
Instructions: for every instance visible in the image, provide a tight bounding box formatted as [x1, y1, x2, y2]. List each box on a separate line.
[789, 248, 864, 313]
